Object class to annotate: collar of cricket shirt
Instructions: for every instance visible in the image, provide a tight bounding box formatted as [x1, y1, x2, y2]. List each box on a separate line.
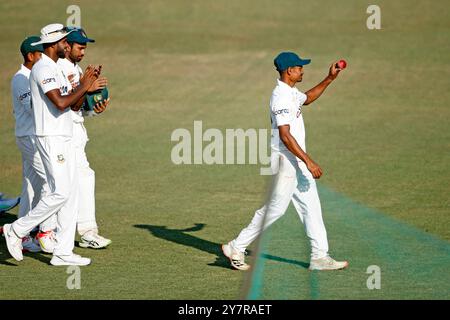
[20, 64, 31, 77]
[276, 79, 300, 96]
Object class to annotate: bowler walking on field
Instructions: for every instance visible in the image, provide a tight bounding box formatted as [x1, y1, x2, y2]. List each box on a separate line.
[223, 52, 349, 271]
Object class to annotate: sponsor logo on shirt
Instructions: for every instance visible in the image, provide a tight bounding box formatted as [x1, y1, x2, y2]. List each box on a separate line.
[42, 78, 56, 85]
[19, 91, 31, 101]
[67, 73, 80, 88]
[60, 86, 69, 94]
[273, 108, 289, 115]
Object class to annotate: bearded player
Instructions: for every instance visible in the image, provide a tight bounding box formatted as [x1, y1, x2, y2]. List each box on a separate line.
[57, 27, 111, 249]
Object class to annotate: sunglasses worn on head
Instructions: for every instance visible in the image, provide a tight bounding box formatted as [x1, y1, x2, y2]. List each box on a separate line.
[65, 26, 87, 36]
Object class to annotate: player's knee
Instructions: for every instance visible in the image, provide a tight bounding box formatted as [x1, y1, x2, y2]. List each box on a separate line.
[51, 192, 70, 206]
[266, 198, 289, 214]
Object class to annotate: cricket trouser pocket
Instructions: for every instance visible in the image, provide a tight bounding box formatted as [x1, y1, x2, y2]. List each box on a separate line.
[73, 122, 89, 149]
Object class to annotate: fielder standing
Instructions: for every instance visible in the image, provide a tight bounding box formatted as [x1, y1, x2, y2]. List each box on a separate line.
[57, 27, 111, 248]
[222, 52, 349, 271]
[11, 36, 57, 253]
[3, 23, 99, 265]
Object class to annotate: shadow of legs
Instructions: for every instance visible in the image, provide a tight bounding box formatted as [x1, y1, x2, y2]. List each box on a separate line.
[134, 223, 233, 269]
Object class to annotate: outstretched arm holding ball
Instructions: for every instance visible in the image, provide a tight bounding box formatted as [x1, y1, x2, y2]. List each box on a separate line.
[303, 59, 346, 105]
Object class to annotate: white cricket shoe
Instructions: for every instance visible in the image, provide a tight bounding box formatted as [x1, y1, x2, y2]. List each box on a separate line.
[79, 230, 111, 249]
[3, 224, 23, 261]
[50, 254, 91, 266]
[36, 230, 57, 253]
[222, 242, 250, 271]
[22, 235, 41, 253]
[309, 256, 349, 271]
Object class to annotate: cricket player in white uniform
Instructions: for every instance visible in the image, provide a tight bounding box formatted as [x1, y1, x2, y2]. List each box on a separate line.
[10, 36, 55, 253]
[3, 23, 100, 265]
[222, 52, 349, 271]
[57, 27, 111, 249]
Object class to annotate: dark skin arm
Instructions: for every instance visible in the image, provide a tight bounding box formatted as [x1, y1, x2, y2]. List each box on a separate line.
[304, 62, 341, 105]
[45, 65, 99, 111]
[278, 125, 323, 179]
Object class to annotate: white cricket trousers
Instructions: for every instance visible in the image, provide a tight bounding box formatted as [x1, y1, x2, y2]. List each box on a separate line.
[73, 122, 97, 235]
[232, 153, 329, 259]
[16, 136, 56, 232]
[12, 136, 79, 256]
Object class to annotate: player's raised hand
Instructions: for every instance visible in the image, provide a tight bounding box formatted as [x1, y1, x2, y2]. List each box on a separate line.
[93, 98, 110, 114]
[94, 65, 102, 76]
[88, 77, 108, 93]
[328, 61, 341, 80]
[83, 64, 95, 76]
[306, 160, 323, 179]
[80, 65, 99, 88]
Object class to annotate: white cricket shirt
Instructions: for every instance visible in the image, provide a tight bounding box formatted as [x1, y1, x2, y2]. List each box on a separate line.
[270, 79, 308, 157]
[57, 58, 84, 123]
[30, 53, 73, 137]
[11, 65, 33, 137]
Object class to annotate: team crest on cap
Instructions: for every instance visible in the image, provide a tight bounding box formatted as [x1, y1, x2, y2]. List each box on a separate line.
[93, 93, 103, 103]
[57, 154, 65, 163]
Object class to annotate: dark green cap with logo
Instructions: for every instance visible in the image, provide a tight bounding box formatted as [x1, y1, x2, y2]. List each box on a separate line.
[66, 27, 95, 44]
[274, 52, 311, 72]
[20, 36, 44, 57]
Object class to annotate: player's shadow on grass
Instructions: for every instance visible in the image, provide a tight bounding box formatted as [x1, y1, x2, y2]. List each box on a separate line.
[134, 223, 309, 270]
[135, 223, 231, 269]
[260, 253, 309, 269]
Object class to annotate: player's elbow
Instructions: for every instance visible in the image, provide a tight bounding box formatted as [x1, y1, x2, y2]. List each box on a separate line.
[46, 91, 68, 111]
[304, 94, 312, 105]
[54, 99, 68, 111]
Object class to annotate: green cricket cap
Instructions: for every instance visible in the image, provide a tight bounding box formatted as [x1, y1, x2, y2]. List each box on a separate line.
[274, 52, 311, 72]
[66, 27, 95, 44]
[20, 36, 44, 57]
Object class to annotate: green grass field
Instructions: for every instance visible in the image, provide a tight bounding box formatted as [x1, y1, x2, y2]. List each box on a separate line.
[0, 0, 449, 299]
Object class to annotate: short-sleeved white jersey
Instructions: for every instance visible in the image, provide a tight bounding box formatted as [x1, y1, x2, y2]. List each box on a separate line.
[30, 53, 73, 137]
[270, 79, 308, 157]
[11, 65, 33, 137]
[57, 58, 84, 123]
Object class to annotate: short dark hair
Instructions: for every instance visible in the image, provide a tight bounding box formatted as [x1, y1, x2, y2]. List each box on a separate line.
[278, 69, 287, 77]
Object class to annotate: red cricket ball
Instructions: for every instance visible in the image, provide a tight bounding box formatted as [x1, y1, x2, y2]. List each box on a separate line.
[337, 59, 347, 69]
